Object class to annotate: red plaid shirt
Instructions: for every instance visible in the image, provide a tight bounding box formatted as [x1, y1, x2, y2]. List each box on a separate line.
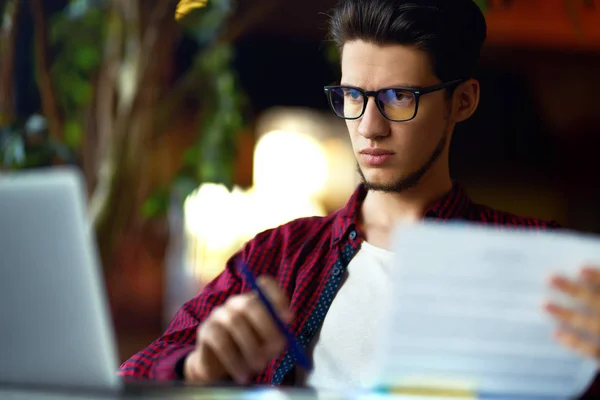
[119, 182, 570, 387]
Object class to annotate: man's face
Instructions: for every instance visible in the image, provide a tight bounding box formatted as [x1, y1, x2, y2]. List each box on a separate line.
[341, 40, 454, 192]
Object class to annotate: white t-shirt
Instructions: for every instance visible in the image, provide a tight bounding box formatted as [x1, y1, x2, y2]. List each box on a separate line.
[296, 241, 395, 390]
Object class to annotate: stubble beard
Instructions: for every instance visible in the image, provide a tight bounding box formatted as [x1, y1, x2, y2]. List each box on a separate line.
[357, 131, 449, 193]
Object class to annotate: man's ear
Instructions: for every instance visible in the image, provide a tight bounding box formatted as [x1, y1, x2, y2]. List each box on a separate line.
[453, 78, 480, 123]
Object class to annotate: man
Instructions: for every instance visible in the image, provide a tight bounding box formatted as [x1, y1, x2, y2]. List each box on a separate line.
[119, 0, 600, 393]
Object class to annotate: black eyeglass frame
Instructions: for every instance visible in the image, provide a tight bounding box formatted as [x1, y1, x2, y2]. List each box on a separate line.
[323, 78, 465, 122]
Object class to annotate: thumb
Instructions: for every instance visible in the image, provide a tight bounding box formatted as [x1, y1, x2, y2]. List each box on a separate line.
[256, 275, 293, 323]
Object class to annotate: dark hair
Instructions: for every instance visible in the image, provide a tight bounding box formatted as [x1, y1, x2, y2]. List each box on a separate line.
[329, 0, 487, 82]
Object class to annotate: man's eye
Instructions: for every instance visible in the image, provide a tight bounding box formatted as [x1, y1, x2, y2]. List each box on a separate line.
[343, 89, 361, 99]
[395, 92, 410, 101]
[381, 90, 413, 105]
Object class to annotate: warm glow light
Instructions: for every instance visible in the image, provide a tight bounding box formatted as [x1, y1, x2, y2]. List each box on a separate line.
[321, 138, 360, 210]
[242, 188, 326, 237]
[253, 130, 329, 198]
[184, 183, 248, 280]
[185, 183, 241, 252]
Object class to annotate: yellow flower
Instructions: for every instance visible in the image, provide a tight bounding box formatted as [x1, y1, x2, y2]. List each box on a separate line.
[175, 0, 208, 21]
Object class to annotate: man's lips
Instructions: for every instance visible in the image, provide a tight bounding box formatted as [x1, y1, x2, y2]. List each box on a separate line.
[359, 149, 395, 165]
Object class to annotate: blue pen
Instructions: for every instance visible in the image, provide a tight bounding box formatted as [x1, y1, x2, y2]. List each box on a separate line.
[236, 262, 313, 371]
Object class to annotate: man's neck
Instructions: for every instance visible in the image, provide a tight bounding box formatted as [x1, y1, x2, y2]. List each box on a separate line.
[359, 169, 453, 249]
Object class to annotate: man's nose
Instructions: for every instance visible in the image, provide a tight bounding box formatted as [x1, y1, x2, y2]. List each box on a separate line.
[357, 98, 390, 140]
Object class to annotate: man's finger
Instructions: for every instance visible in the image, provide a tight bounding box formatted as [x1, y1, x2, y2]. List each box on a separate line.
[554, 328, 600, 359]
[545, 303, 600, 336]
[243, 297, 288, 357]
[206, 310, 253, 383]
[225, 296, 272, 372]
[228, 292, 287, 353]
[550, 275, 600, 313]
[256, 275, 293, 321]
[580, 267, 600, 287]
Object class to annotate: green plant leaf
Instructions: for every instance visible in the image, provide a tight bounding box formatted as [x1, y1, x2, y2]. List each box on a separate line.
[74, 45, 101, 71]
[141, 189, 170, 219]
[183, 145, 201, 167]
[64, 120, 83, 148]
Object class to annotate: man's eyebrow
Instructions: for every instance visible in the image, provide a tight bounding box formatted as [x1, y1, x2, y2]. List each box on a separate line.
[339, 82, 419, 89]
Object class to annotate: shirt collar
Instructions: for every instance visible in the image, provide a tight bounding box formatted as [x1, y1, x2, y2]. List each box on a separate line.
[331, 182, 472, 247]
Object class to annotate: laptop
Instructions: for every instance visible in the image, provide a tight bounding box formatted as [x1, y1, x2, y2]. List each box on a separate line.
[0, 167, 123, 394]
[0, 168, 272, 399]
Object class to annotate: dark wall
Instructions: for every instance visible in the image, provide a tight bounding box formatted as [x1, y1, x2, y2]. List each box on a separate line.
[233, 35, 337, 114]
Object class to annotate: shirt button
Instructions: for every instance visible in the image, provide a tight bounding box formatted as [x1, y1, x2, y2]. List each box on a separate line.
[349, 230, 357, 240]
[332, 267, 342, 276]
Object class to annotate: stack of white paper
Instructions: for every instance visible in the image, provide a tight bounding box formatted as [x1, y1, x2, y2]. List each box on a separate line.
[371, 222, 599, 399]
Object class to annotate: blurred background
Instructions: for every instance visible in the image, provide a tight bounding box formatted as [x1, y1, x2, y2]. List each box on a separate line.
[1, 0, 600, 362]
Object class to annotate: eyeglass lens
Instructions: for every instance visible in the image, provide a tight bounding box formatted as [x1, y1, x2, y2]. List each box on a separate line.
[328, 87, 417, 121]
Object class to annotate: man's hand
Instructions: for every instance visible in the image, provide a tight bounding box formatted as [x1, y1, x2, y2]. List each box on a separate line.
[184, 276, 292, 384]
[545, 267, 600, 359]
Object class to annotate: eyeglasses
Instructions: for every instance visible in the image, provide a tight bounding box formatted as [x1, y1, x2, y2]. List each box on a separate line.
[323, 79, 464, 122]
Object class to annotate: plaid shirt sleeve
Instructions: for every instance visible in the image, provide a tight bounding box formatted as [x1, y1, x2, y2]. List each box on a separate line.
[117, 244, 248, 380]
[116, 223, 291, 381]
